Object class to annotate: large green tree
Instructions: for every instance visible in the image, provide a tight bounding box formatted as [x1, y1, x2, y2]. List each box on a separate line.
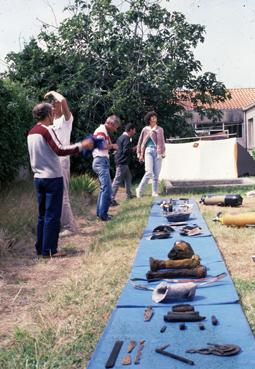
[0, 78, 33, 186]
[6, 0, 229, 175]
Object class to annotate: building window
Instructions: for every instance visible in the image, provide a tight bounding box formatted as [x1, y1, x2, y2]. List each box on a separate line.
[225, 123, 243, 138]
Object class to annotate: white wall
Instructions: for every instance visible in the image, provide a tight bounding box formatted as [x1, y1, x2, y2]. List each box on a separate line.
[159, 138, 238, 181]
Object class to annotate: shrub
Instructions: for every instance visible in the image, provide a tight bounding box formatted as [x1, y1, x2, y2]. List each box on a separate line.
[70, 174, 98, 195]
[0, 78, 34, 187]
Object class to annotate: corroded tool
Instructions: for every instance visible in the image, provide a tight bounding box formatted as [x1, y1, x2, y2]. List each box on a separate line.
[127, 340, 136, 353]
[187, 343, 241, 356]
[121, 354, 131, 365]
[211, 315, 219, 326]
[105, 340, 123, 368]
[155, 346, 195, 366]
[134, 340, 145, 364]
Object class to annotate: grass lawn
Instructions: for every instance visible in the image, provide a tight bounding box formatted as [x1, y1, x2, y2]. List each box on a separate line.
[0, 179, 254, 368]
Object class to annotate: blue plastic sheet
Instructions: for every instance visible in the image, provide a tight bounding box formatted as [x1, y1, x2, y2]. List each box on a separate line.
[86, 197, 254, 369]
[87, 304, 255, 369]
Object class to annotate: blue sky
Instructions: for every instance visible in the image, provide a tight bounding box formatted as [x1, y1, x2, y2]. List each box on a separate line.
[0, 0, 254, 87]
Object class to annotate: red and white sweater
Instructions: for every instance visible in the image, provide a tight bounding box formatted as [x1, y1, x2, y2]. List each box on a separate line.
[27, 123, 82, 178]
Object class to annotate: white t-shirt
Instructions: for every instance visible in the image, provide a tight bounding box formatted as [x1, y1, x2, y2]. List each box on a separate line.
[52, 114, 73, 145]
[52, 114, 73, 164]
[92, 124, 110, 158]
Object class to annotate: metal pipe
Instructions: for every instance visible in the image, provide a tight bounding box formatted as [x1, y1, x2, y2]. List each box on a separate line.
[155, 348, 195, 365]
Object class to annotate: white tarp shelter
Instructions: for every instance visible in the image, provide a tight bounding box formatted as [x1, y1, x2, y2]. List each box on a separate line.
[159, 138, 238, 181]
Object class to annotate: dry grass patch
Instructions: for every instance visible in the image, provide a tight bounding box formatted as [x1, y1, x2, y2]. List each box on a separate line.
[0, 181, 151, 368]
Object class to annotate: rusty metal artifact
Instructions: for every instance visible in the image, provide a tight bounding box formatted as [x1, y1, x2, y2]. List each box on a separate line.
[186, 343, 241, 356]
[127, 340, 136, 353]
[144, 306, 154, 321]
[121, 354, 131, 365]
[146, 265, 207, 280]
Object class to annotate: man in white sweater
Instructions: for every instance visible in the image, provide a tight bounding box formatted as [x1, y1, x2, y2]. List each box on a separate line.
[27, 102, 93, 257]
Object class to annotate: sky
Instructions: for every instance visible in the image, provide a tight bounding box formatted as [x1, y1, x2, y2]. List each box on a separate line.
[0, 0, 255, 88]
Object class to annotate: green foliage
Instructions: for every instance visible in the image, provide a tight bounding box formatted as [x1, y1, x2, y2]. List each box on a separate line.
[0, 79, 34, 187]
[5, 0, 230, 177]
[252, 149, 255, 161]
[70, 173, 98, 194]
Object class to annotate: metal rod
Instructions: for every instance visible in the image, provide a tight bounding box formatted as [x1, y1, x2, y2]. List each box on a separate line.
[155, 348, 195, 366]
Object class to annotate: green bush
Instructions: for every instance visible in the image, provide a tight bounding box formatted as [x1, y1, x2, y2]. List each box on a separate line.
[0, 78, 34, 187]
[70, 174, 98, 195]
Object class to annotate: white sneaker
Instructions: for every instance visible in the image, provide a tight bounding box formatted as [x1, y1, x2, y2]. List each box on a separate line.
[152, 192, 159, 197]
[136, 187, 142, 198]
[59, 229, 75, 238]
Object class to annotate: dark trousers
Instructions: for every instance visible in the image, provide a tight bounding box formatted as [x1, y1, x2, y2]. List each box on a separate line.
[112, 164, 132, 200]
[34, 177, 63, 256]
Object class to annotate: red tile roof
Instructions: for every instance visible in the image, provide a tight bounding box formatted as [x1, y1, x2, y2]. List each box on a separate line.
[211, 88, 255, 109]
[180, 88, 255, 110]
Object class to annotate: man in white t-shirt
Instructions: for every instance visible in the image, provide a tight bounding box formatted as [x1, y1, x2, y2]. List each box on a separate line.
[92, 115, 120, 221]
[44, 90, 76, 237]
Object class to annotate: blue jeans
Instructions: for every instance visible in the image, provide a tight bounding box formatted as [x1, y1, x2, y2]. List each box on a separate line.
[138, 146, 162, 194]
[34, 177, 63, 256]
[92, 157, 112, 220]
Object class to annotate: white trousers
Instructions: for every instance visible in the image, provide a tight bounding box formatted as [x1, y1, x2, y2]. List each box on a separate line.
[60, 158, 76, 231]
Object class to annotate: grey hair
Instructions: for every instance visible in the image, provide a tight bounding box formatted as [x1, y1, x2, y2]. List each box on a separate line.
[105, 115, 120, 126]
[32, 103, 52, 121]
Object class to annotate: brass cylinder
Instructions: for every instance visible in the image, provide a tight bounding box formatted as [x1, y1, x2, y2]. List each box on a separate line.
[220, 212, 255, 226]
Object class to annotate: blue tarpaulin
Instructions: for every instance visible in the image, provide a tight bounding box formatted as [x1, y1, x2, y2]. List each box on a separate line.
[87, 305, 255, 369]
[86, 198, 255, 369]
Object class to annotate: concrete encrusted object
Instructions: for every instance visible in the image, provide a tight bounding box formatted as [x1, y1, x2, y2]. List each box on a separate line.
[152, 282, 197, 303]
[164, 305, 205, 322]
[172, 304, 195, 312]
[180, 224, 203, 236]
[168, 240, 195, 259]
[147, 265, 207, 280]
[164, 311, 205, 322]
[149, 225, 174, 240]
[149, 255, 201, 271]
[144, 306, 154, 321]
